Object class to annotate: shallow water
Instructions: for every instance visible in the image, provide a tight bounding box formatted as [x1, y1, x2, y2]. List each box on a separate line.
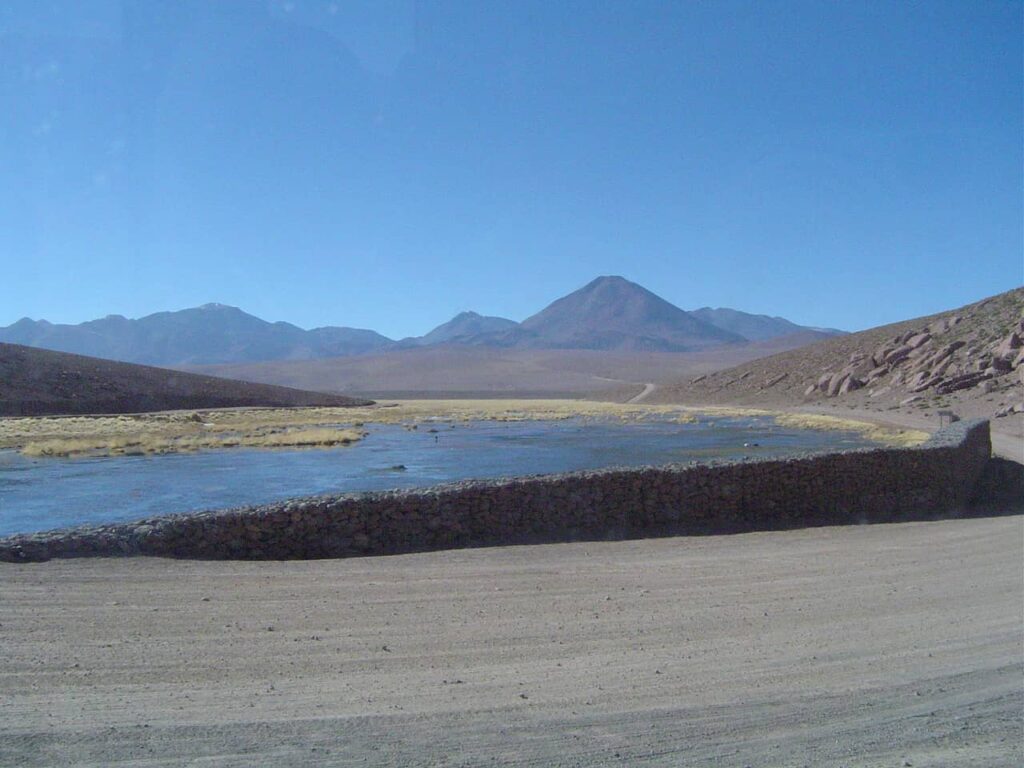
[0, 417, 879, 536]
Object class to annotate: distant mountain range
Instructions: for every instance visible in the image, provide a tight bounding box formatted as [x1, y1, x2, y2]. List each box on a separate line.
[0, 304, 393, 366]
[401, 311, 519, 347]
[689, 307, 844, 342]
[0, 276, 844, 367]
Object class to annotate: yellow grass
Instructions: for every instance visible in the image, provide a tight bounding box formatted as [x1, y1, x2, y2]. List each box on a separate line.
[0, 398, 926, 457]
[19, 427, 366, 458]
[770, 413, 929, 447]
[660, 405, 930, 447]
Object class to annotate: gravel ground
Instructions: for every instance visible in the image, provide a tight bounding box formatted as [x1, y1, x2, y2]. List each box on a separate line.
[1, 515, 1021, 767]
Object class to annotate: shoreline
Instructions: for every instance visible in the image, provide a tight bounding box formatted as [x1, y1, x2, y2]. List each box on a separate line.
[0, 398, 929, 458]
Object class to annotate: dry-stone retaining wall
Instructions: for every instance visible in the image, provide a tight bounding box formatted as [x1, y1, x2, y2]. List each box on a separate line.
[0, 419, 994, 563]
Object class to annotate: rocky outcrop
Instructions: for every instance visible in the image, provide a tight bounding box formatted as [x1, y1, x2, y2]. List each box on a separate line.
[805, 312, 1024, 403]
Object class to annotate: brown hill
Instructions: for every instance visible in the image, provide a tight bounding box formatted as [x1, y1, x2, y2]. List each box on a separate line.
[653, 288, 1024, 425]
[0, 343, 372, 416]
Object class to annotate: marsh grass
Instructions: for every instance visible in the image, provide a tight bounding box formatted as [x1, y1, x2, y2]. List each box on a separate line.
[19, 427, 367, 458]
[674, 405, 930, 447]
[0, 398, 922, 458]
[770, 413, 929, 447]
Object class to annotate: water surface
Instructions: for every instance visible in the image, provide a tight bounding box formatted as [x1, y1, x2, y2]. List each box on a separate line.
[0, 417, 878, 536]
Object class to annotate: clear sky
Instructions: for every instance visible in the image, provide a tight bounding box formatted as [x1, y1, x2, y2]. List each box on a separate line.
[1, 0, 1020, 337]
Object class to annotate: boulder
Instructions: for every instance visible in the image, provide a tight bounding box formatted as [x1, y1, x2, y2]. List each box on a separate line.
[993, 332, 1022, 361]
[935, 371, 991, 395]
[871, 346, 893, 367]
[989, 357, 1013, 374]
[906, 332, 932, 349]
[866, 365, 889, 382]
[826, 372, 850, 397]
[910, 376, 944, 393]
[933, 340, 965, 363]
[884, 345, 913, 366]
[928, 317, 957, 335]
[906, 371, 929, 389]
[838, 377, 864, 395]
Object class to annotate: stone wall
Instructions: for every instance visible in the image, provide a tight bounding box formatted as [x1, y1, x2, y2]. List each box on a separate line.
[0, 419, 994, 563]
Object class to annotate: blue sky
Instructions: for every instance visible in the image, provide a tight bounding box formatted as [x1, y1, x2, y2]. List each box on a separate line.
[1, 0, 1020, 337]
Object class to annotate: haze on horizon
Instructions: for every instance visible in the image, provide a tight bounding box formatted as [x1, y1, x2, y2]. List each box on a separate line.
[2, 0, 1020, 338]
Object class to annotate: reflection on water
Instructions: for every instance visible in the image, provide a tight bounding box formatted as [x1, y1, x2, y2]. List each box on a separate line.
[0, 417, 876, 536]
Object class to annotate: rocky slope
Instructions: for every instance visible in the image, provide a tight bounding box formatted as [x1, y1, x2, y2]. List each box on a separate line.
[655, 288, 1024, 425]
[0, 343, 372, 416]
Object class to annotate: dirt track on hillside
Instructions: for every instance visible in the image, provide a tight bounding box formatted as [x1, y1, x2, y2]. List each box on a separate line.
[2, 515, 1021, 767]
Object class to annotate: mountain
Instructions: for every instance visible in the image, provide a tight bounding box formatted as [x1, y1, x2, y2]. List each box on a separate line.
[0, 304, 394, 366]
[1, 276, 845, 365]
[691, 307, 845, 342]
[0, 343, 372, 417]
[306, 326, 397, 356]
[497, 276, 746, 352]
[413, 311, 518, 346]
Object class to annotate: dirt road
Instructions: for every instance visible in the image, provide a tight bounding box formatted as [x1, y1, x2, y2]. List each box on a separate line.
[2, 515, 1020, 767]
[626, 382, 657, 404]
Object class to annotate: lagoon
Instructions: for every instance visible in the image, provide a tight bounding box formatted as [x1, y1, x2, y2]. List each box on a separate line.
[0, 415, 882, 536]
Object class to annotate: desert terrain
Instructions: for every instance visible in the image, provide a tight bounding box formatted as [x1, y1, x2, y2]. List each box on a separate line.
[187, 337, 828, 400]
[2, 515, 1021, 767]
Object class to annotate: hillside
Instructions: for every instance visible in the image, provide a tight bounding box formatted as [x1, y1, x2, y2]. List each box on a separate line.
[653, 288, 1024, 425]
[0, 343, 372, 416]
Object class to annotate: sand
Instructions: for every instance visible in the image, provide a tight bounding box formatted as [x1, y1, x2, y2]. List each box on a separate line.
[1, 514, 1021, 767]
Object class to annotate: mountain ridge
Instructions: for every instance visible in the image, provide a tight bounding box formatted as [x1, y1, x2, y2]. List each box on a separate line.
[0, 276, 844, 366]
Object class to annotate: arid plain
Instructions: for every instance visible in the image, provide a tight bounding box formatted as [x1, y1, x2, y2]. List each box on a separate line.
[2, 515, 1020, 767]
